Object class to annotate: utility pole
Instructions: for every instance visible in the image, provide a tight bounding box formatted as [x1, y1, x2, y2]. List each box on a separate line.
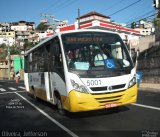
[8, 43, 11, 80]
[78, 8, 80, 29]
[153, 0, 160, 9]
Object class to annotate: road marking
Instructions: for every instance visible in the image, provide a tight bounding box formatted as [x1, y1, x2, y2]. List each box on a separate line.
[18, 86, 25, 90]
[15, 92, 79, 137]
[9, 87, 17, 91]
[0, 88, 6, 92]
[132, 103, 160, 111]
[0, 91, 25, 95]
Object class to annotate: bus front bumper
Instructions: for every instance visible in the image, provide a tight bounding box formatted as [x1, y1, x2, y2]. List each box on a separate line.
[64, 84, 138, 112]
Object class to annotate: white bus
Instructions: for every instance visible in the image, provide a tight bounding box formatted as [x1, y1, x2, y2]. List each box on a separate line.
[24, 29, 138, 115]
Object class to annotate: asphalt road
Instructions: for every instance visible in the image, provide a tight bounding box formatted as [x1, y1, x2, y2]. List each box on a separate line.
[0, 80, 160, 137]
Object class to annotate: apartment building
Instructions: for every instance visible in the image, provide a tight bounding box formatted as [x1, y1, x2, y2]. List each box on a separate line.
[0, 21, 36, 47]
[134, 20, 155, 36]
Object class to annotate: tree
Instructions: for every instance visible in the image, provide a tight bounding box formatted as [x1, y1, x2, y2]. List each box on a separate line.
[153, 17, 160, 29]
[10, 46, 20, 55]
[131, 22, 136, 29]
[23, 41, 35, 51]
[0, 44, 7, 59]
[0, 43, 7, 49]
[36, 22, 48, 31]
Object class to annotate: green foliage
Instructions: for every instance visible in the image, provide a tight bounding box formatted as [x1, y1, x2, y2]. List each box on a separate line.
[0, 44, 7, 59]
[24, 41, 34, 51]
[0, 43, 7, 49]
[10, 46, 20, 55]
[131, 22, 136, 29]
[36, 22, 48, 31]
[154, 18, 160, 29]
[0, 52, 7, 59]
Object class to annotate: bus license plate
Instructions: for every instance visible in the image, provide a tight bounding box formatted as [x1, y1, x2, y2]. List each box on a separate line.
[105, 102, 118, 108]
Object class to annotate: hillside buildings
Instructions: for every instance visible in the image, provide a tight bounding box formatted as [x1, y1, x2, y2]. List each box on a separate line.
[0, 11, 157, 79]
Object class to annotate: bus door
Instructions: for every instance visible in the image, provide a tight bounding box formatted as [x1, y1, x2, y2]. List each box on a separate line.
[45, 41, 54, 102]
[52, 37, 65, 103]
[46, 37, 64, 103]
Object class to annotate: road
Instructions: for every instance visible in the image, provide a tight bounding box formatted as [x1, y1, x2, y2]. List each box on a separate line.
[0, 80, 160, 137]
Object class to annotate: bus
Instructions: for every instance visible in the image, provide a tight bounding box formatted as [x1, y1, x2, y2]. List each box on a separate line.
[24, 29, 138, 115]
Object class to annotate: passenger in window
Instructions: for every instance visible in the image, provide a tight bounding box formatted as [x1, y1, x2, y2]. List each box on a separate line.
[94, 46, 107, 66]
[102, 44, 111, 58]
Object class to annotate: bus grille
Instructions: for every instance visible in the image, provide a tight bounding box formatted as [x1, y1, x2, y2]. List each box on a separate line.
[90, 84, 125, 92]
[94, 94, 124, 105]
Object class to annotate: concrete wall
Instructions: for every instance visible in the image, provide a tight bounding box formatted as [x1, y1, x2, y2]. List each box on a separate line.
[0, 69, 9, 80]
[138, 56, 160, 83]
[137, 42, 160, 83]
[139, 35, 155, 52]
[0, 69, 24, 80]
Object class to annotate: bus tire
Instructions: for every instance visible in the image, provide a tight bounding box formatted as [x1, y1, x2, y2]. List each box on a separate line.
[55, 94, 65, 115]
[31, 86, 37, 100]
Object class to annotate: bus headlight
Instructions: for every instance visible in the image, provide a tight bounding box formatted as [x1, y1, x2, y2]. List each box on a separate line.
[71, 80, 89, 93]
[128, 75, 136, 88]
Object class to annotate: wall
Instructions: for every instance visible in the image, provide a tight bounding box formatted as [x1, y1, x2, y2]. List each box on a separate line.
[137, 44, 160, 83]
[138, 35, 155, 52]
[0, 69, 8, 80]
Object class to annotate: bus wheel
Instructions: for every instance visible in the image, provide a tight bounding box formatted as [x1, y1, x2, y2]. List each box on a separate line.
[33, 91, 37, 100]
[31, 86, 37, 100]
[56, 96, 65, 115]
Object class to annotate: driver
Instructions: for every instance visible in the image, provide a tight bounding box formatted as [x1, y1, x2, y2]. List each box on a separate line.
[94, 46, 107, 66]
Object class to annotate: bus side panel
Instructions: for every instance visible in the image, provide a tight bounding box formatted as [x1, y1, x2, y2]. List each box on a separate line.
[28, 72, 47, 101]
[49, 72, 67, 104]
[24, 73, 29, 92]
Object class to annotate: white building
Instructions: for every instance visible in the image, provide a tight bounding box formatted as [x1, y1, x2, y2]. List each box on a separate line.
[135, 20, 155, 36]
[0, 31, 15, 46]
[10, 21, 35, 32]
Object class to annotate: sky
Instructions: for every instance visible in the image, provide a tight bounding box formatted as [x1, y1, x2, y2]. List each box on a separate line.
[0, 0, 156, 26]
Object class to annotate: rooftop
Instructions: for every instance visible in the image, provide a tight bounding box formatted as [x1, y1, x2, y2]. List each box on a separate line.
[78, 11, 110, 19]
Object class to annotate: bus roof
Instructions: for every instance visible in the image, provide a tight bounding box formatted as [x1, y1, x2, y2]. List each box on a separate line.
[25, 29, 120, 55]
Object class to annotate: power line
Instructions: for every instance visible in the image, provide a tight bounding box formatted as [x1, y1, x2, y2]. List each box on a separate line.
[29, 1, 63, 23]
[42, 0, 61, 12]
[101, 0, 126, 13]
[125, 10, 155, 24]
[53, 0, 78, 14]
[46, 0, 71, 12]
[109, 0, 142, 16]
[126, 12, 158, 27]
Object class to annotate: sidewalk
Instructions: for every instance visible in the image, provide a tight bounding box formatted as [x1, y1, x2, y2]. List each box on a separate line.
[139, 83, 160, 93]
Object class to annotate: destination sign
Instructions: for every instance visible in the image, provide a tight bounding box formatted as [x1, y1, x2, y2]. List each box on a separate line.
[66, 37, 103, 43]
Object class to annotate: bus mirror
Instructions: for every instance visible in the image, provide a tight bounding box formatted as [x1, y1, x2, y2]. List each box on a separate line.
[132, 51, 139, 67]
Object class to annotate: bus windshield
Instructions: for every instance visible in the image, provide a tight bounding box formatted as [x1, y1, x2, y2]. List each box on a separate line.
[62, 32, 133, 73]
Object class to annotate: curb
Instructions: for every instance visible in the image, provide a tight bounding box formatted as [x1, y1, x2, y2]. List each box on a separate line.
[138, 87, 160, 93]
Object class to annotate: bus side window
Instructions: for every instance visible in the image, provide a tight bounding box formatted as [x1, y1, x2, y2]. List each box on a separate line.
[52, 39, 62, 68]
[38, 46, 45, 72]
[24, 55, 29, 73]
[45, 43, 52, 72]
[54, 44, 63, 68]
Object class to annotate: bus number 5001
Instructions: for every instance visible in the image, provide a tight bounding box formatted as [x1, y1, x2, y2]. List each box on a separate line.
[87, 80, 101, 86]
